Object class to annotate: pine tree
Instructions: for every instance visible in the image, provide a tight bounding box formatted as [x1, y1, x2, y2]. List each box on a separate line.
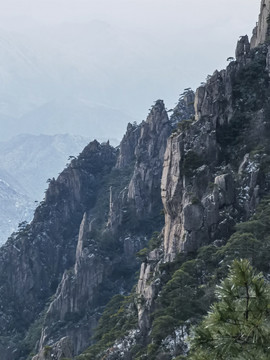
[188, 259, 270, 360]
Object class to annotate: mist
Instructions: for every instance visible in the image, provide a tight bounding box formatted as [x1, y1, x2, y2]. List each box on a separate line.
[0, 0, 260, 142]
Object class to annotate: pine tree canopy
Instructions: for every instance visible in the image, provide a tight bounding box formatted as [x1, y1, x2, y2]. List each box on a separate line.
[188, 259, 270, 360]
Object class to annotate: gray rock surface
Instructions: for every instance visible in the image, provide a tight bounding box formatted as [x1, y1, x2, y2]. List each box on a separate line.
[133, 20, 270, 353]
[32, 337, 73, 360]
[0, 140, 117, 359]
[0, 134, 90, 245]
[1, 3, 270, 360]
[108, 100, 171, 232]
[29, 101, 170, 358]
[170, 89, 195, 126]
[251, 0, 270, 48]
[127, 100, 171, 218]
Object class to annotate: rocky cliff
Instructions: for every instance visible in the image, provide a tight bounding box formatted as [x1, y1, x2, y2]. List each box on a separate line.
[162, 38, 269, 261]
[251, 0, 270, 48]
[132, 45, 270, 359]
[0, 140, 117, 359]
[83, 1, 270, 358]
[108, 100, 171, 232]
[0, 99, 170, 359]
[1, 1, 270, 360]
[31, 101, 170, 359]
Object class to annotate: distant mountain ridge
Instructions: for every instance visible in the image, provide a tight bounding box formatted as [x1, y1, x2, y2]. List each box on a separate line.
[0, 1, 269, 360]
[0, 168, 33, 246]
[0, 133, 91, 244]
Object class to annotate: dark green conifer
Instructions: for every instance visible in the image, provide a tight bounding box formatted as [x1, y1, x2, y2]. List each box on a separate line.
[189, 259, 270, 360]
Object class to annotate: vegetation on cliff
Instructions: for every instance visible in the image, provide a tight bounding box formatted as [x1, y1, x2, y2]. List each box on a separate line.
[81, 196, 270, 359]
[189, 259, 270, 360]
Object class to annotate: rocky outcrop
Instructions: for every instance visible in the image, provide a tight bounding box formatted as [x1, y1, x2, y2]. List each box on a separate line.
[116, 122, 141, 169]
[161, 43, 270, 261]
[32, 337, 73, 360]
[251, 0, 270, 48]
[137, 247, 163, 332]
[170, 89, 195, 126]
[127, 100, 171, 219]
[34, 7, 270, 358]
[134, 32, 270, 349]
[29, 102, 171, 358]
[108, 100, 171, 232]
[0, 140, 117, 359]
[38, 212, 104, 355]
[3, 3, 270, 360]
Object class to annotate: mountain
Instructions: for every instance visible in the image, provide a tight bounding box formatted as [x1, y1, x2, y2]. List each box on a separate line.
[0, 134, 90, 245]
[17, 99, 134, 144]
[0, 25, 137, 142]
[0, 168, 34, 245]
[0, 1, 269, 359]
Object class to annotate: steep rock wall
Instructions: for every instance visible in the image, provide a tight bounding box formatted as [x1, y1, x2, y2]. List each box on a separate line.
[74, 3, 270, 359]
[135, 39, 270, 352]
[127, 100, 172, 219]
[251, 0, 270, 48]
[108, 100, 171, 232]
[0, 141, 117, 360]
[30, 101, 171, 359]
[162, 39, 270, 261]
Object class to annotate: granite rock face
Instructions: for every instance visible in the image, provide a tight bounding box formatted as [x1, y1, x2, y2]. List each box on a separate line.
[56, 2, 270, 358]
[38, 213, 104, 355]
[32, 337, 73, 360]
[0, 140, 117, 359]
[161, 40, 270, 261]
[108, 100, 171, 232]
[18, 101, 169, 359]
[127, 100, 171, 218]
[36, 102, 171, 358]
[170, 89, 195, 127]
[251, 0, 270, 48]
[116, 122, 141, 169]
[132, 10, 270, 357]
[2, 2, 270, 360]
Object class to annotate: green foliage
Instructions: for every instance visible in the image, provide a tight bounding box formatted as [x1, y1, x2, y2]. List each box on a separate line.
[19, 310, 47, 359]
[188, 259, 270, 360]
[44, 345, 52, 357]
[217, 48, 269, 152]
[151, 259, 210, 347]
[98, 231, 121, 254]
[77, 197, 270, 360]
[78, 293, 138, 360]
[177, 119, 195, 132]
[182, 151, 203, 177]
[136, 247, 149, 261]
[136, 231, 162, 262]
[151, 315, 176, 344]
[233, 50, 269, 111]
[146, 196, 270, 358]
[148, 231, 162, 251]
[191, 195, 200, 205]
[217, 113, 249, 147]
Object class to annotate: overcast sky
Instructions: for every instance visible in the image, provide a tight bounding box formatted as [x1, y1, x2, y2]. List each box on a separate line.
[0, 0, 260, 29]
[0, 0, 263, 140]
[0, 0, 259, 82]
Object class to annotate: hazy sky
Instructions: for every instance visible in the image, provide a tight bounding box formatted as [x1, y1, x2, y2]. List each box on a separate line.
[0, 0, 259, 86]
[0, 0, 263, 141]
[0, 0, 259, 27]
